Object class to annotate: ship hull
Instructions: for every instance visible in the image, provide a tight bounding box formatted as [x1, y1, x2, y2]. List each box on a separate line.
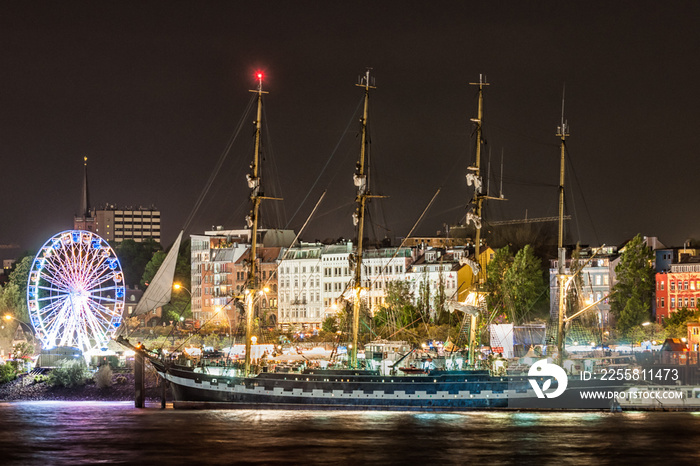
[155, 364, 623, 411]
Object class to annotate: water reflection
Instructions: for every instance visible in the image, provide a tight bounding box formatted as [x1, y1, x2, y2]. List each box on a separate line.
[0, 402, 699, 465]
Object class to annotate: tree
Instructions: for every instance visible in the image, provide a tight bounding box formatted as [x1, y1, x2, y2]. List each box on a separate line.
[502, 245, 547, 324]
[375, 280, 417, 328]
[416, 268, 431, 322]
[114, 239, 162, 289]
[433, 263, 448, 324]
[322, 315, 339, 333]
[486, 246, 514, 316]
[609, 234, 655, 334]
[0, 255, 33, 323]
[140, 239, 192, 323]
[664, 307, 699, 339]
[141, 251, 167, 289]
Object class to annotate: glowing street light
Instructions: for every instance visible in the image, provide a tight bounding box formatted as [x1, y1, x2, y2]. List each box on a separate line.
[3, 314, 36, 344]
[173, 283, 191, 296]
[214, 306, 232, 335]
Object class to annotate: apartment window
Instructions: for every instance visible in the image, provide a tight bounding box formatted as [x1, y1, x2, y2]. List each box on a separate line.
[685, 281, 689, 290]
[671, 297, 675, 309]
[691, 297, 695, 308]
[660, 297, 664, 308]
[671, 281, 675, 290]
[660, 281, 665, 291]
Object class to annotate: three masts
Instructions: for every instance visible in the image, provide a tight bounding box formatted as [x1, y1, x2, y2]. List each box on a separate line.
[241, 71, 573, 373]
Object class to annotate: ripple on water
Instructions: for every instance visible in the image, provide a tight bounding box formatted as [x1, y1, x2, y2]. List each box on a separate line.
[1, 403, 700, 465]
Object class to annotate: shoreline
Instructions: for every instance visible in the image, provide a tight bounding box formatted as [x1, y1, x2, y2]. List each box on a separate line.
[0, 372, 169, 403]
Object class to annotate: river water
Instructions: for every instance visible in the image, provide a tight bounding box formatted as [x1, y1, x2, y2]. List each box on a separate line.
[0, 402, 698, 465]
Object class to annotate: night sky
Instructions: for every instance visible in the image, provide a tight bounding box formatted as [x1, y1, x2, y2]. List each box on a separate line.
[2, 1, 700, 264]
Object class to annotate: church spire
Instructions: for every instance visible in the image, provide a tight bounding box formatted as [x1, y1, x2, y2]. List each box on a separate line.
[80, 156, 90, 216]
[74, 156, 95, 232]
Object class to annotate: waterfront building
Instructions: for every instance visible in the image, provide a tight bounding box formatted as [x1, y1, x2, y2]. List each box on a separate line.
[360, 246, 414, 313]
[458, 246, 495, 301]
[688, 321, 700, 352]
[405, 247, 466, 319]
[190, 227, 294, 325]
[656, 256, 700, 323]
[549, 246, 618, 328]
[277, 243, 324, 331]
[230, 247, 281, 328]
[318, 241, 353, 326]
[401, 225, 473, 248]
[92, 204, 161, 243]
[318, 243, 413, 319]
[276, 241, 414, 331]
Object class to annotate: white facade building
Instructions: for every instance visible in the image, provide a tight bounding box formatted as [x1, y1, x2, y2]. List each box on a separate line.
[405, 248, 464, 319]
[278, 241, 416, 330]
[277, 243, 324, 330]
[549, 246, 618, 327]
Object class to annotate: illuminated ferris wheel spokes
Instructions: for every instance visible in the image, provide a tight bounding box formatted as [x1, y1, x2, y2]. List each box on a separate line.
[27, 230, 125, 354]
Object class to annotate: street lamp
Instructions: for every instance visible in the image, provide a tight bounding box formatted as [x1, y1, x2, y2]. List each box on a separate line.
[173, 283, 191, 296]
[172, 283, 194, 335]
[214, 306, 232, 336]
[3, 314, 36, 346]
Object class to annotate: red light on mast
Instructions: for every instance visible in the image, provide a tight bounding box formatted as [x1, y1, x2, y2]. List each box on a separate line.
[256, 71, 264, 81]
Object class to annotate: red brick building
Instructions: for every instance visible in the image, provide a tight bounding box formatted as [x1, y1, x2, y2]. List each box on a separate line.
[231, 247, 280, 328]
[656, 258, 700, 323]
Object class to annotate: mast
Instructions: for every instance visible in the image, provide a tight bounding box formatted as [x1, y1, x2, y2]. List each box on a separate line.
[556, 91, 570, 366]
[466, 75, 505, 367]
[244, 72, 269, 376]
[350, 69, 375, 369]
[470, 76, 487, 265]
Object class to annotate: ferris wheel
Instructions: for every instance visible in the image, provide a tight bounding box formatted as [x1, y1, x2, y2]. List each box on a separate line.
[27, 230, 125, 354]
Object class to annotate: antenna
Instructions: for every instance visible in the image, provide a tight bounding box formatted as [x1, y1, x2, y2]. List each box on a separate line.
[358, 67, 375, 88]
[486, 147, 492, 196]
[557, 84, 569, 137]
[499, 148, 504, 198]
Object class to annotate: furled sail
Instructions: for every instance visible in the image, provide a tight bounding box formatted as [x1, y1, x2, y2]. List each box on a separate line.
[447, 291, 486, 316]
[131, 230, 183, 316]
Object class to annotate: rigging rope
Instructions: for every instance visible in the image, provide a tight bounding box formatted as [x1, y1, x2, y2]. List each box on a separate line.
[284, 96, 364, 230]
[565, 144, 601, 246]
[181, 94, 257, 233]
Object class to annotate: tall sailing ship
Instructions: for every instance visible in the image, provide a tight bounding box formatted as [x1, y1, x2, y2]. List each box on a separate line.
[120, 71, 627, 410]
